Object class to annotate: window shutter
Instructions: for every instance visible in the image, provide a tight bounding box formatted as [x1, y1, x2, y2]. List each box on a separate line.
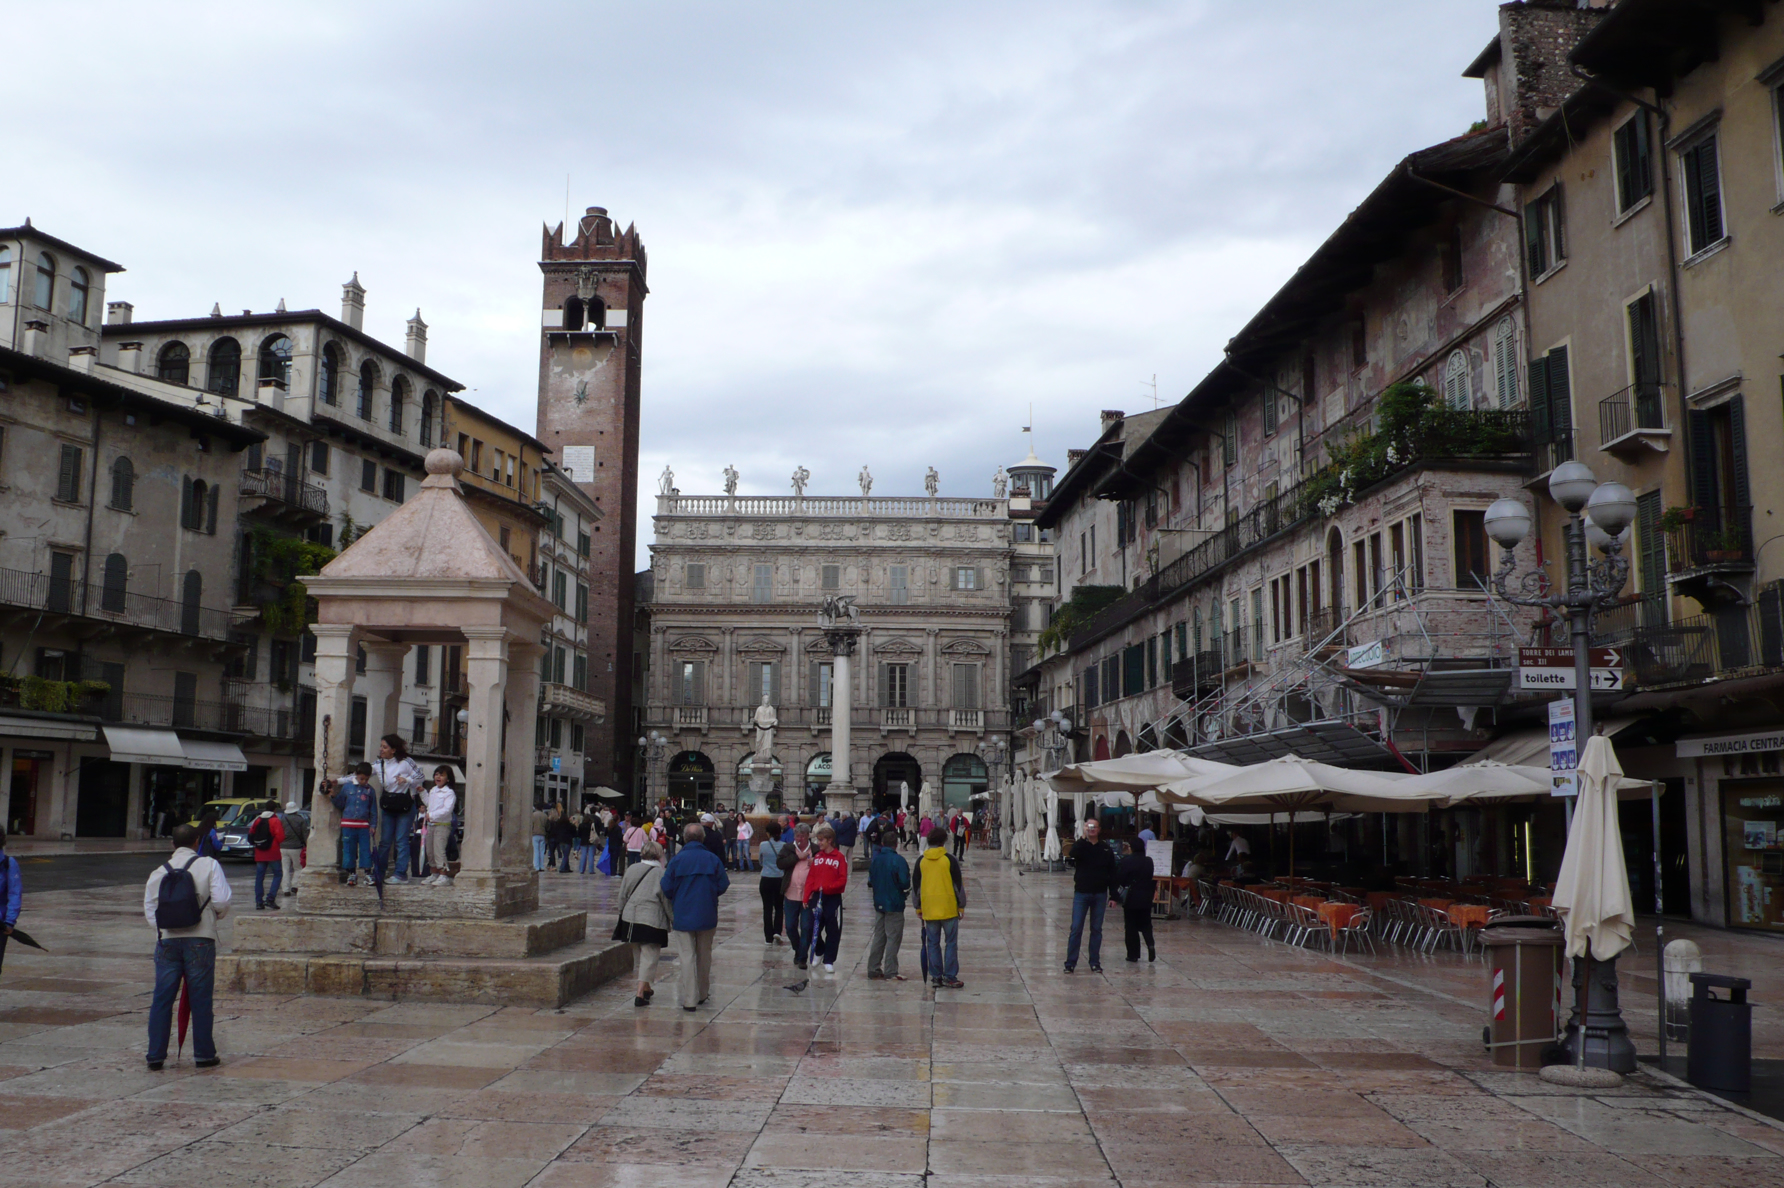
[1698, 137, 1723, 245]
[1688, 407, 1718, 512]
[809, 661, 821, 707]
[1524, 206, 1545, 275]
[1729, 396, 1751, 515]
[57, 445, 80, 503]
[975, 567, 985, 592]
[1527, 358, 1550, 443]
[180, 475, 194, 528]
[770, 661, 782, 707]
[1550, 187, 1565, 260]
[692, 660, 706, 705]
[1547, 347, 1572, 441]
[206, 483, 219, 534]
[878, 662, 889, 707]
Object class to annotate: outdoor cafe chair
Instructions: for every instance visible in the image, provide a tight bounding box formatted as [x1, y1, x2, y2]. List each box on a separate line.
[1334, 906, 1375, 955]
[1282, 901, 1329, 950]
[1417, 903, 1466, 955]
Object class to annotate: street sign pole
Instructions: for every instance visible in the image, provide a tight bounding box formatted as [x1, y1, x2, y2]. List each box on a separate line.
[1566, 517, 1592, 830]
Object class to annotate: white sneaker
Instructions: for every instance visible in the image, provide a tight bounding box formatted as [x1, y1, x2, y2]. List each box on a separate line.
[823, 963, 835, 973]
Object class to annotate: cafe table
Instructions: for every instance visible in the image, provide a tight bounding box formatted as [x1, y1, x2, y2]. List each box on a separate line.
[1316, 901, 1359, 934]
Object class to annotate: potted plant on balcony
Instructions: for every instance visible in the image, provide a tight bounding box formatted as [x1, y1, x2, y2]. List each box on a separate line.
[1659, 506, 1697, 570]
[1705, 527, 1746, 563]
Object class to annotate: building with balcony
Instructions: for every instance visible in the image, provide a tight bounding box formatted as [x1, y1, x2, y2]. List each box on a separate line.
[0, 229, 267, 837]
[640, 482, 1015, 811]
[535, 460, 606, 809]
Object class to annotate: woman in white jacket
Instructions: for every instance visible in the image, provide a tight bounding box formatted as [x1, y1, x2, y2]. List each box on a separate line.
[613, 841, 672, 1007]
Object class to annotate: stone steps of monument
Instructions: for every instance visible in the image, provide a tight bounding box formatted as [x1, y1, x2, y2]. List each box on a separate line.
[232, 909, 587, 960]
[216, 937, 631, 1008]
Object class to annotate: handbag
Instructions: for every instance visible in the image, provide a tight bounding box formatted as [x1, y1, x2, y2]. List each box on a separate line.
[377, 760, 415, 816]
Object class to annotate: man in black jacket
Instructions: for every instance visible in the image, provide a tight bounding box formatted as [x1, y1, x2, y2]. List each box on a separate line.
[1064, 817, 1117, 973]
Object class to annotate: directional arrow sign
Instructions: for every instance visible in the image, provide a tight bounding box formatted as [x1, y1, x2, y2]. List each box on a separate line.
[1517, 667, 1626, 691]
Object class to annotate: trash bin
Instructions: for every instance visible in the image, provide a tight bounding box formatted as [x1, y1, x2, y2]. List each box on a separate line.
[1686, 973, 1752, 1093]
[1479, 916, 1565, 1070]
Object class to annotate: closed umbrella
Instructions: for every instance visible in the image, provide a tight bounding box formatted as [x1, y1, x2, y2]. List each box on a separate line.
[1545, 734, 1637, 1082]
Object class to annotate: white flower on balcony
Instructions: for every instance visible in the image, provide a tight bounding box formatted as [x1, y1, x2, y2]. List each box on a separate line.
[1318, 494, 1343, 518]
[1385, 442, 1401, 465]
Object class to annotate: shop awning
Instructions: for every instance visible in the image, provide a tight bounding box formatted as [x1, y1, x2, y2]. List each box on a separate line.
[0, 714, 98, 741]
[102, 725, 187, 766]
[179, 738, 248, 772]
[1466, 717, 1639, 768]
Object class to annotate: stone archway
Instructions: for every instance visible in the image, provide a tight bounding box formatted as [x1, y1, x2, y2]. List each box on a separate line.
[1113, 731, 1133, 757]
[669, 750, 716, 809]
[941, 753, 987, 810]
[872, 752, 922, 812]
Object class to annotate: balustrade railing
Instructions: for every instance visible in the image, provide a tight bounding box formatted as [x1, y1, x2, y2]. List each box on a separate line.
[240, 467, 328, 515]
[1599, 381, 1669, 444]
[1667, 505, 1755, 572]
[657, 494, 1006, 519]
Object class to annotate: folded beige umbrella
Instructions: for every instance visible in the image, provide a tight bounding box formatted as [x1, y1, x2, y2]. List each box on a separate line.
[1552, 735, 1635, 963]
[1433, 758, 1651, 808]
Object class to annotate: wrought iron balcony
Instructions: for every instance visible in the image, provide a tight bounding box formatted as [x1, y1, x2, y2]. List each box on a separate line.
[1666, 504, 1754, 607]
[240, 467, 328, 518]
[0, 565, 237, 642]
[1598, 382, 1671, 455]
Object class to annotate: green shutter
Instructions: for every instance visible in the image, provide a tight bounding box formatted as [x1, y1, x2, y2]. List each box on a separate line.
[1528, 358, 1551, 444]
[1689, 408, 1718, 512]
[1729, 396, 1751, 517]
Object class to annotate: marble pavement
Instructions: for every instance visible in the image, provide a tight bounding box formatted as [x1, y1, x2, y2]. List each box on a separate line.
[2, 852, 1784, 1187]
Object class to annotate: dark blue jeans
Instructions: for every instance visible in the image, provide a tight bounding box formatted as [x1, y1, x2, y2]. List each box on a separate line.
[380, 810, 415, 878]
[810, 892, 842, 965]
[1066, 891, 1106, 969]
[924, 917, 959, 982]
[147, 937, 215, 1064]
[253, 861, 281, 906]
[786, 898, 814, 965]
[341, 826, 372, 873]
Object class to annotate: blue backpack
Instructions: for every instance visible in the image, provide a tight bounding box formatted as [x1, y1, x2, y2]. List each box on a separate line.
[155, 856, 208, 931]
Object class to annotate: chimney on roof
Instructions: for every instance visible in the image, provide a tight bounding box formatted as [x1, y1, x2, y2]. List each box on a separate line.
[405, 309, 428, 364]
[1100, 410, 1125, 434]
[106, 301, 133, 326]
[1498, 1, 1607, 144]
[276, 297, 287, 313]
[116, 341, 144, 374]
[1067, 448, 1087, 466]
[341, 272, 366, 330]
[210, 303, 222, 318]
[68, 345, 96, 373]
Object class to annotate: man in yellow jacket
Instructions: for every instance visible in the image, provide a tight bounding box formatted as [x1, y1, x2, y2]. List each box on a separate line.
[912, 825, 966, 989]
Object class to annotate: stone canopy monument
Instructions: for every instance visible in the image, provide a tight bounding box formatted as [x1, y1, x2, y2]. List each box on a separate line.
[217, 449, 625, 1006]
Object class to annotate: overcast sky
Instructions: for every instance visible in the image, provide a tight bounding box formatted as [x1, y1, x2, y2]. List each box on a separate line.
[10, 1, 1497, 567]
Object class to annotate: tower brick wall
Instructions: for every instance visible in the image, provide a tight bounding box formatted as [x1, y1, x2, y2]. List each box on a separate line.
[536, 206, 647, 792]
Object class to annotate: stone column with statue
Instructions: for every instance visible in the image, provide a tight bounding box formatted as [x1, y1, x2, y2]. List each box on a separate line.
[819, 595, 863, 817]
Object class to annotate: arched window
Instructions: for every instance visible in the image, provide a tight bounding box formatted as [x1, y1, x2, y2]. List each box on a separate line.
[587, 296, 606, 329]
[101, 553, 128, 612]
[356, 360, 377, 420]
[157, 342, 190, 385]
[319, 342, 342, 405]
[1492, 317, 1519, 409]
[419, 390, 437, 448]
[257, 334, 292, 389]
[34, 252, 55, 309]
[1443, 350, 1470, 410]
[562, 295, 584, 332]
[0, 245, 11, 304]
[389, 376, 408, 434]
[110, 456, 134, 511]
[180, 570, 202, 635]
[68, 266, 90, 325]
[207, 337, 241, 397]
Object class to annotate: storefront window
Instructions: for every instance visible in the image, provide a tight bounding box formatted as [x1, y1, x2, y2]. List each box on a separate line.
[1723, 780, 1784, 930]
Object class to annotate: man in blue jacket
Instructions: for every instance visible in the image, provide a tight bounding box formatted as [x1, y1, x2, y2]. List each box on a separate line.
[834, 811, 860, 865]
[659, 822, 730, 1011]
[866, 832, 910, 980]
[0, 827, 20, 973]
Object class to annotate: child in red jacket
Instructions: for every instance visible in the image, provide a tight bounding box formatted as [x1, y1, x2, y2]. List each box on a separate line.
[804, 825, 849, 973]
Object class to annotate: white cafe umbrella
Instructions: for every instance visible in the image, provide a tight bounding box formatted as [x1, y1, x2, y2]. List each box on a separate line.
[1552, 735, 1635, 963]
[1158, 755, 1427, 876]
[1438, 760, 1651, 808]
[1050, 751, 1235, 796]
[1041, 782, 1062, 862]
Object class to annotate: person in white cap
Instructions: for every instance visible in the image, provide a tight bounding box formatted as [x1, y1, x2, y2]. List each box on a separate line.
[699, 813, 727, 865]
[277, 801, 308, 898]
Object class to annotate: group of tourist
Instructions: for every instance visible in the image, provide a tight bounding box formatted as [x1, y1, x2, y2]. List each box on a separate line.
[610, 816, 971, 1010]
[328, 735, 459, 887]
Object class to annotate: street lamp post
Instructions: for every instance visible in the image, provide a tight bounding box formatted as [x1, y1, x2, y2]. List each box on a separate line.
[1030, 709, 1074, 773]
[977, 735, 1008, 848]
[636, 730, 668, 812]
[1482, 459, 1637, 1075]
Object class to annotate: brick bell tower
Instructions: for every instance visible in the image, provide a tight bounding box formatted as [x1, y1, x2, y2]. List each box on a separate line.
[536, 205, 647, 799]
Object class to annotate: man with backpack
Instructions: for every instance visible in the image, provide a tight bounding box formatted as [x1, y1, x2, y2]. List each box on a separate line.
[913, 826, 966, 989]
[143, 823, 232, 1069]
[278, 801, 307, 900]
[247, 801, 285, 910]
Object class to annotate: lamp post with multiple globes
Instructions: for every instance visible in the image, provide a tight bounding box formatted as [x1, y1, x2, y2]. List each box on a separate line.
[1481, 459, 1638, 1075]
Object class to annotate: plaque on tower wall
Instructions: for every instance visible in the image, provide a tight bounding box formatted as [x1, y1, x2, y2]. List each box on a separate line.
[561, 445, 595, 484]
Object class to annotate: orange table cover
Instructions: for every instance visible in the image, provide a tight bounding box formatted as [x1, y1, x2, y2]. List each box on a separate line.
[1366, 891, 1399, 911]
[1292, 896, 1326, 910]
[1418, 898, 1455, 911]
[1447, 904, 1490, 928]
[1317, 902, 1358, 932]
[1525, 897, 1553, 911]
[1255, 888, 1292, 903]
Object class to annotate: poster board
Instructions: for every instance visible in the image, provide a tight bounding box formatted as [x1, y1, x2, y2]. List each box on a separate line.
[1145, 839, 1175, 878]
